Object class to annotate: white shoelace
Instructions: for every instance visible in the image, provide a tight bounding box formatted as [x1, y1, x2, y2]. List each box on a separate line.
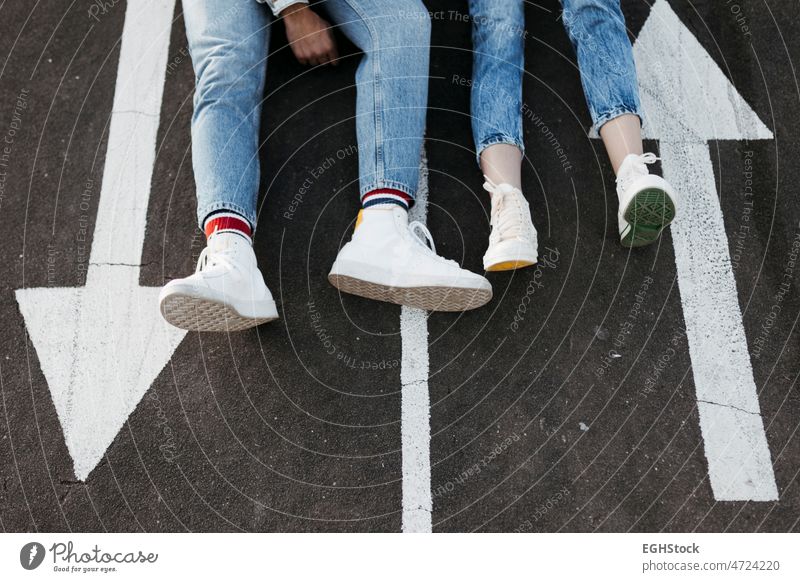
[406, 220, 462, 267]
[484, 177, 529, 243]
[195, 245, 237, 273]
[408, 220, 437, 254]
[617, 152, 659, 193]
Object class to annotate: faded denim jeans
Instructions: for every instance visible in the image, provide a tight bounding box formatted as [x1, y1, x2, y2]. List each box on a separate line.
[182, 0, 431, 228]
[469, 0, 642, 162]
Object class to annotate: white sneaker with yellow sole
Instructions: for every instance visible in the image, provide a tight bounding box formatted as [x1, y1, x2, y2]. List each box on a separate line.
[482, 178, 538, 271]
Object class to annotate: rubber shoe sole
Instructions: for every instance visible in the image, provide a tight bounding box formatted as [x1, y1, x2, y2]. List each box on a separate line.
[486, 259, 536, 272]
[160, 293, 278, 332]
[483, 239, 538, 272]
[620, 187, 676, 248]
[328, 274, 491, 312]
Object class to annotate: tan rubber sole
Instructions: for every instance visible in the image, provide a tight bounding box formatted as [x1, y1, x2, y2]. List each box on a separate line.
[160, 294, 277, 332]
[328, 274, 491, 312]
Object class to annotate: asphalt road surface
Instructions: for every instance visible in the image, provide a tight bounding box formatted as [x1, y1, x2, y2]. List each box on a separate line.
[1, 0, 799, 533]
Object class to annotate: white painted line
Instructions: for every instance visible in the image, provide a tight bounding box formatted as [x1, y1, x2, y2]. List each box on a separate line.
[400, 149, 433, 532]
[633, 0, 777, 500]
[16, 0, 185, 480]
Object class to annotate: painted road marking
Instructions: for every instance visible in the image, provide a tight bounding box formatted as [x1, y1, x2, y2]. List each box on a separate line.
[400, 150, 433, 532]
[633, 0, 777, 500]
[16, 0, 184, 480]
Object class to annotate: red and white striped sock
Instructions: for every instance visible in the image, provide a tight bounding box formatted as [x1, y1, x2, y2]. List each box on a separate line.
[203, 211, 252, 242]
[361, 188, 413, 211]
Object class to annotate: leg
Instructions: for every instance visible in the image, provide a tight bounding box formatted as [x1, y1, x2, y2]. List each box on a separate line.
[561, 0, 677, 248]
[600, 113, 643, 174]
[560, 0, 643, 173]
[480, 144, 522, 190]
[469, 0, 537, 271]
[182, 0, 271, 229]
[325, 0, 492, 311]
[324, 0, 431, 208]
[160, 0, 278, 332]
[469, 0, 525, 186]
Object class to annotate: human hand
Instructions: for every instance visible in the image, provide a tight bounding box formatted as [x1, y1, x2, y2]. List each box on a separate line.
[282, 4, 339, 66]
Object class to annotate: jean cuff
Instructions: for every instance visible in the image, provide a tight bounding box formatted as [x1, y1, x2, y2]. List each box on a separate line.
[475, 134, 525, 167]
[197, 201, 257, 232]
[359, 180, 416, 208]
[591, 107, 643, 137]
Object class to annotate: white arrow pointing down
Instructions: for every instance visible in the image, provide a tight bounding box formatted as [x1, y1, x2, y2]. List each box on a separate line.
[16, 0, 185, 481]
[633, 0, 777, 500]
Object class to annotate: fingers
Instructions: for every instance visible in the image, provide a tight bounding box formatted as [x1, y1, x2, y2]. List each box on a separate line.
[327, 38, 339, 66]
[318, 48, 337, 66]
[292, 34, 338, 67]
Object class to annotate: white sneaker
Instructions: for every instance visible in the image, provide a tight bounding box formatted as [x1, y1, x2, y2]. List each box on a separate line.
[482, 178, 538, 271]
[328, 206, 492, 311]
[159, 232, 278, 331]
[616, 153, 678, 247]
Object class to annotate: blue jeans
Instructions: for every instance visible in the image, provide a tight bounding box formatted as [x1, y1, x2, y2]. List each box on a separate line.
[469, 0, 642, 161]
[182, 0, 431, 228]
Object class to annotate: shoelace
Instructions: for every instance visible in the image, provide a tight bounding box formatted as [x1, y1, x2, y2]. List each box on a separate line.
[484, 177, 528, 242]
[406, 220, 461, 267]
[195, 245, 237, 273]
[408, 220, 437, 255]
[617, 152, 659, 193]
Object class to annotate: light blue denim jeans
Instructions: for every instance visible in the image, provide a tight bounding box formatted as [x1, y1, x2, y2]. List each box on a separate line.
[182, 0, 431, 228]
[469, 0, 642, 163]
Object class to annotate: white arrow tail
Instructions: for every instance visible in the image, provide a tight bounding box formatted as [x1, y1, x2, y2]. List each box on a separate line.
[661, 142, 777, 501]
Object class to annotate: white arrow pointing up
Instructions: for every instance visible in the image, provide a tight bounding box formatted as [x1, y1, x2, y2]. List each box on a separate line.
[633, 0, 777, 500]
[16, 0, 184, 481]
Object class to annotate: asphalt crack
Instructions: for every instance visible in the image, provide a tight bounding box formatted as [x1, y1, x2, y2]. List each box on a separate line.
[697, 399, 762, 416]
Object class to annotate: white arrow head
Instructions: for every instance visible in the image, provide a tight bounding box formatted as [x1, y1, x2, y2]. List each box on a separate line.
[634, 0, 772, 142]
[16, 267, 186, 481]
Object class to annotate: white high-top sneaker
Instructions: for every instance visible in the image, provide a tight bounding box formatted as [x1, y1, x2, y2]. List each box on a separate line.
[159, 232, 278, 331]
[328, 206, 492, 311]
[482, 178, 538, 271]
[616, 153, 678, 248]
